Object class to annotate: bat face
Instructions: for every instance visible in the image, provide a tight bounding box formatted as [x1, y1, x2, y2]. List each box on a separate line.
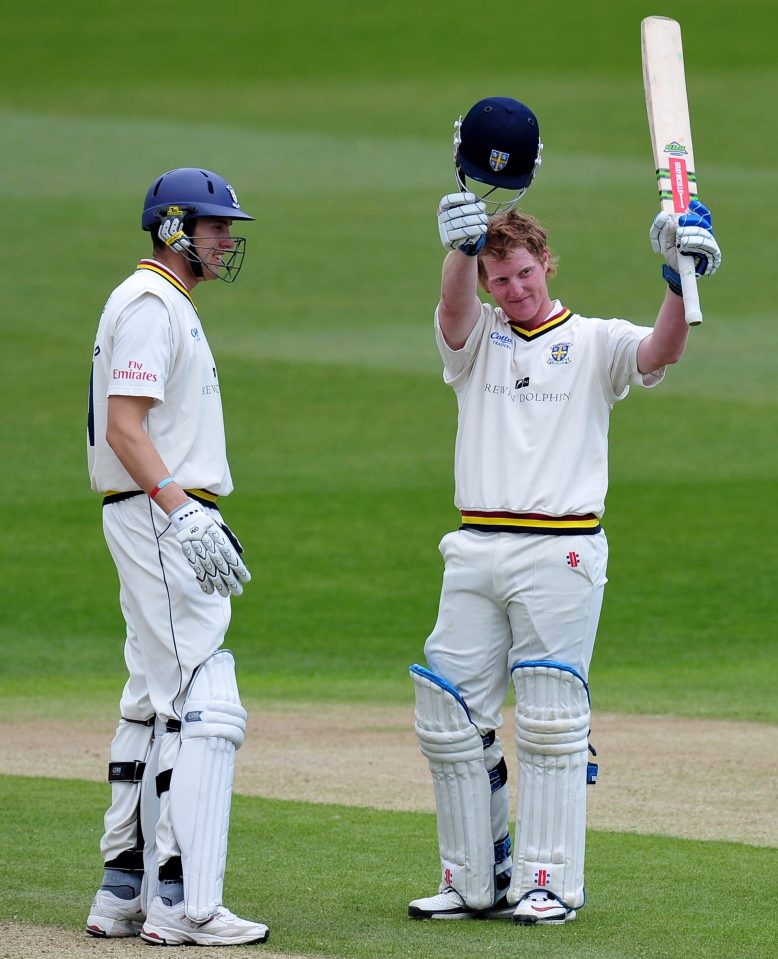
[641, 16, 698, 215]
[642, 15, 703, 326]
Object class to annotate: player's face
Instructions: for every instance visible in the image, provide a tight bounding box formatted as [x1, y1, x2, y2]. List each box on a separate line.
[191, 217, 235, 281]
[481, 247, 552, 328]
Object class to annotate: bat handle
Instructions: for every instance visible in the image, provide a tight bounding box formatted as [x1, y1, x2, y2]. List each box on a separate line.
[678, 252, 703, 326]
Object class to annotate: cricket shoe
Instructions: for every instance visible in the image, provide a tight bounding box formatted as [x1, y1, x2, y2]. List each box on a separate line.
[140, 896, 269, 946]
[408, 886, 515, 920]
[512, 889, 577, 925]
[86, 889, 144, 938]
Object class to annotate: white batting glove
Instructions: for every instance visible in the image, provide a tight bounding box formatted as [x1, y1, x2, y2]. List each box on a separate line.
[438, 192, 488, 255]
[158, 216, 191, 254]
[168, 502, 251, 597]
[650, 199, 721, 278]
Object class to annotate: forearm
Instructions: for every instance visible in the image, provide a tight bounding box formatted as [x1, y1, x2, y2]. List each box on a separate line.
[438, 251, 481, 349]
[106, 396, 189, 513]
[636, 288, 690, 374]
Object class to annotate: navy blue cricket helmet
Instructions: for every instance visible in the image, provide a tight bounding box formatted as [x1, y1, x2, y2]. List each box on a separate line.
[141, 168, 254, 231]
[455, 97, 542, 209]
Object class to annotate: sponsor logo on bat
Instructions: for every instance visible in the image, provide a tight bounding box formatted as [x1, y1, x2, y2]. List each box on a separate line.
[663, 140, 688, 157]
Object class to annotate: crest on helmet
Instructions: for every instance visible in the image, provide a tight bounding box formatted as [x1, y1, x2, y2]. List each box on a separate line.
[489, 150, 510, 172]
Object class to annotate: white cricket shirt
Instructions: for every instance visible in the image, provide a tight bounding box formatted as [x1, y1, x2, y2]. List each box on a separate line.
[87, 260, 233, 495]
[436, 299, 663, 529]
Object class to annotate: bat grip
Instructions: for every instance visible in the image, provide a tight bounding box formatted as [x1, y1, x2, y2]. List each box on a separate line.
[678, 252, 702, 326]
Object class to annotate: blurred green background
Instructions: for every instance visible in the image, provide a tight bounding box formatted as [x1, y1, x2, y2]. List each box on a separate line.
[2, 3, 777, 956]
[2, 0, 776, 721]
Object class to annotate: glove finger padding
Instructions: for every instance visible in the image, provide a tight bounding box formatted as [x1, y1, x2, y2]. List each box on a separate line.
[208, 526, 251, 584]
[676, 200, 721, 276]
[438, 191, 480, 212]
[650, 210, 679, 269]
[170, 503, 251, 597]
[438, 192, 488, 254]
[180, 539, 216, 594]
[158, 216, 191, 254]
[680, 198, 713, 230]
[651, 199, 721, 278]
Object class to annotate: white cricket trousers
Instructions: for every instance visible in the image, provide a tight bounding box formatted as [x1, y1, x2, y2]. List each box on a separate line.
[423, 528, 608, 733]
[100, 494, 232, 865]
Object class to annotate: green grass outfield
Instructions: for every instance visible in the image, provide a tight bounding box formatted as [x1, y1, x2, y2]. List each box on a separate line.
[2, 777, 777, 959]
[1, 2, 777, 957]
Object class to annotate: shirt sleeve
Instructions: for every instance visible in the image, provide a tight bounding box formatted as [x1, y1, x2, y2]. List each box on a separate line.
[434, 302, 488, 389]
[605, 318, 666, 397]
[107, 293, 173, 402]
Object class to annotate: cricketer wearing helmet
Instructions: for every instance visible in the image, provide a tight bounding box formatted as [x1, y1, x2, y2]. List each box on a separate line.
[409, 98, 722, 924]
[85, 168, 269, 946]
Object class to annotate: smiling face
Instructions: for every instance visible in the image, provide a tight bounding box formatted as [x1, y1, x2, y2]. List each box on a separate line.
[189, 217, 236, 281]
[480, 246, 553, 329]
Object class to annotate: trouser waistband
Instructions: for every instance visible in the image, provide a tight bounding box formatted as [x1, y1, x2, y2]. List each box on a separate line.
[102, 488, 219, 509]
[460, 509, 601, 535]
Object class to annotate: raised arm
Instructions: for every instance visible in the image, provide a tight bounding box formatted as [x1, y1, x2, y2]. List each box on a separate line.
[639, 199, 722, 374]
[636, 288, 689, 373]
[436, 192, 488, 350]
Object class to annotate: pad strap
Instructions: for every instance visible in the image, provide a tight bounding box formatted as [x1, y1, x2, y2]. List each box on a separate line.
[108, 760, 146, 783]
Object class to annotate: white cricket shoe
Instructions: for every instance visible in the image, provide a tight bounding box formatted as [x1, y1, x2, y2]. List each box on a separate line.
[408, 886, 515, 920]
[86, 889, 144, 938]
[140, 896, 269, 946]
[512, 889, 577, 925]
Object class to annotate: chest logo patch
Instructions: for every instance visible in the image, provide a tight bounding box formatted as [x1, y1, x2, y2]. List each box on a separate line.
[547, 341, 572, 365]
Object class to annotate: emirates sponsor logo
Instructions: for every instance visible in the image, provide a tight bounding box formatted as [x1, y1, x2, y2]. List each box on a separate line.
[112, 360, 158, 382]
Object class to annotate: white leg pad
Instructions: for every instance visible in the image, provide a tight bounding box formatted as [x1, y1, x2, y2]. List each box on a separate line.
[170, 650, 247, 922]
[509, 662, 590, 909]
[411, 665, 494, 910]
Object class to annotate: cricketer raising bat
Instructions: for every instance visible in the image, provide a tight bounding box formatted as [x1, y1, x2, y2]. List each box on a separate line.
[641, 15, 702, 326]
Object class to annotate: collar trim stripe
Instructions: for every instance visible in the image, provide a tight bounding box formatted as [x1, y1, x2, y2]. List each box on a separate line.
[510, 306, 572, 341]
[137, 260, 194, 305]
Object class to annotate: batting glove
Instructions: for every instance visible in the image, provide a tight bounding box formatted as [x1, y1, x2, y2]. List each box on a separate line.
[650, 199, 721, 293]
[168, 502, 251, 597]
[438, 192, 488, 256]
[158, 216, 191, 254]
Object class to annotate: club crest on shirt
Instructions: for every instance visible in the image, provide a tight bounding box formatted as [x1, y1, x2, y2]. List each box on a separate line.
[547, 341, 572, 364]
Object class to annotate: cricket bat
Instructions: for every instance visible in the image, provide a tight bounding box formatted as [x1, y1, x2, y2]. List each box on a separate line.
[641, 16, 702, 326]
